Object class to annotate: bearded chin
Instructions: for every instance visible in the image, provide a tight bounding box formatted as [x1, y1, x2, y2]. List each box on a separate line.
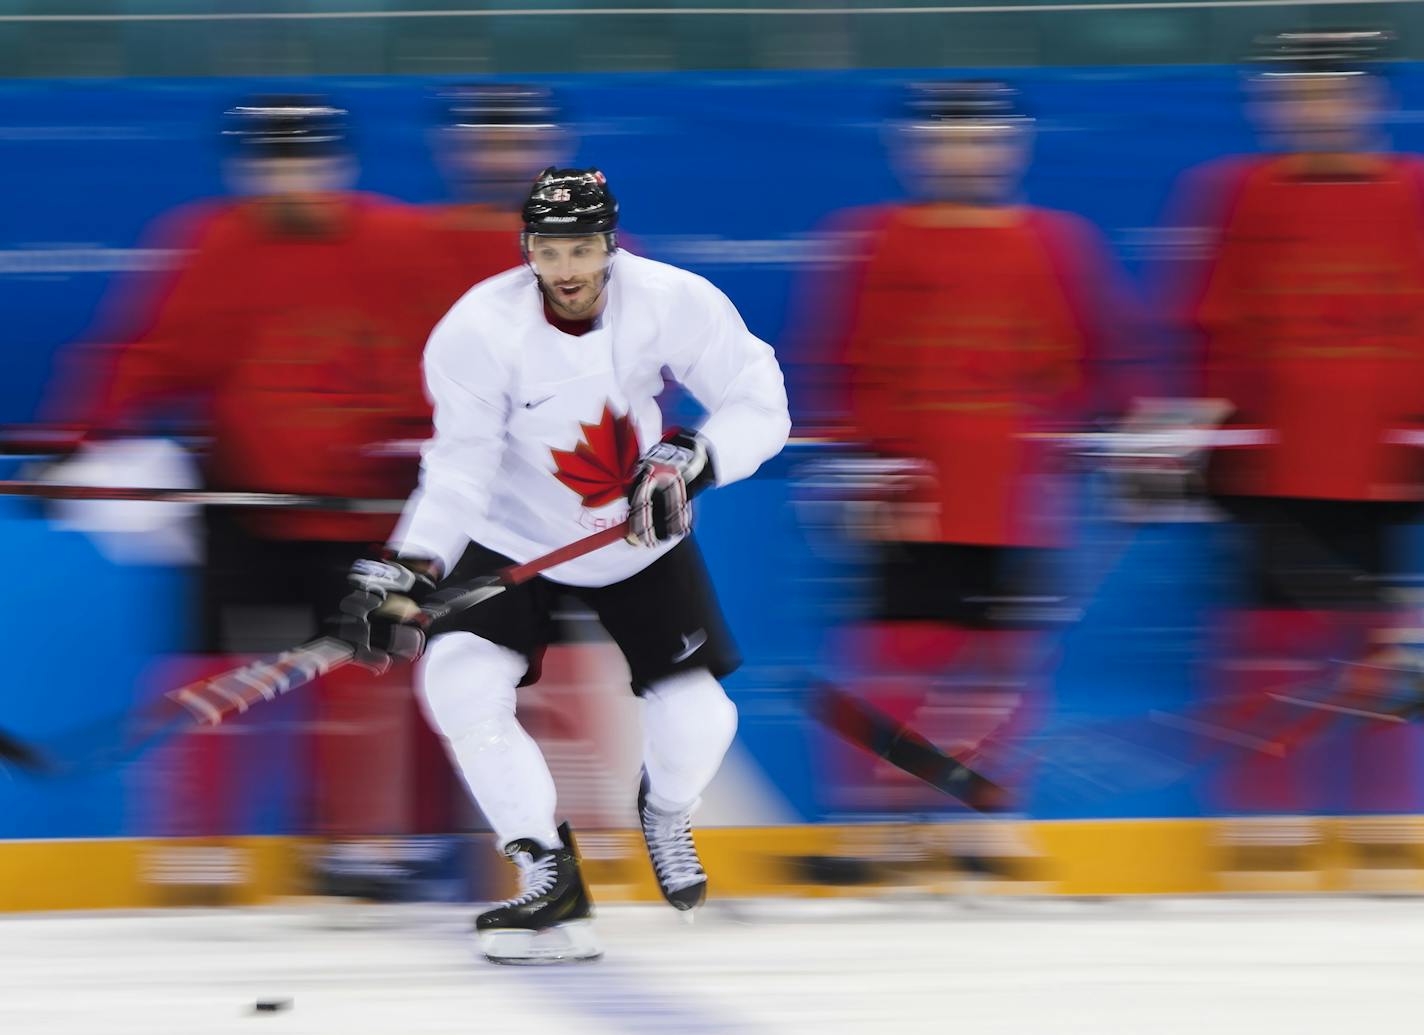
[544, 269, 610, 315]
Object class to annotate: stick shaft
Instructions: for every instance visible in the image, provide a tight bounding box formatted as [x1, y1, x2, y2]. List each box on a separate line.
[0, 479, 404, 511]
[2, 521, 633, 771]
[169, 521, 631, 726]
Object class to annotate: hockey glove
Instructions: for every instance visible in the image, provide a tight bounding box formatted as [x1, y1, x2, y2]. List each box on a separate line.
[337, 555, 438, 673]
[626, 431, 715, 548]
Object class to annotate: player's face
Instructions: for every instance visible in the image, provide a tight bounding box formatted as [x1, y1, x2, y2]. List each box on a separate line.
[229, 155, 351, 199]
[527, 235, 613, 319]
[899, 121, 1030, 204]
[441, 125, 566, 205]
[1255, 73, 1381, 152]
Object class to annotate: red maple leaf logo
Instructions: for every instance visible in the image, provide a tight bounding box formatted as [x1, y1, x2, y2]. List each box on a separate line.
[550, 403, 642, 508]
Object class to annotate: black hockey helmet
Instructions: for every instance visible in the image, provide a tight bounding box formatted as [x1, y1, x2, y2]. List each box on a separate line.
[439, 82, 559, 130]
[1252, 28, 1393, 76]
[522, 167, 618, 237]
[222, 95, 348, 159]
[901, 79, 1030, 127]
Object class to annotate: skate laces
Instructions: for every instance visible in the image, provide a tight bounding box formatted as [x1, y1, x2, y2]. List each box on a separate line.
[642, 804, 705, 892]
[501, 850, 559, 908]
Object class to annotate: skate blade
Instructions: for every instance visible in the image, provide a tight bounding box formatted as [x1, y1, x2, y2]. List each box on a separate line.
[479, 920, 603, 966]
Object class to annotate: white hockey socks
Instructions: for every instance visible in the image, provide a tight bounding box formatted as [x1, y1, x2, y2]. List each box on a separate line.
[417, 632, 560, 850]
[641, 668, 738, 813]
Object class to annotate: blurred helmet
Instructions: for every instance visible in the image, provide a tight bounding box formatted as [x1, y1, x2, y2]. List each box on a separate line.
[521, 167, 618, 237]
[222, 95, 348, 159]
[439, 82, 560, 130]
[1252, 28, 1394, 77]
[901, 79, 1030, 127]
[893, 80, 1031, 205]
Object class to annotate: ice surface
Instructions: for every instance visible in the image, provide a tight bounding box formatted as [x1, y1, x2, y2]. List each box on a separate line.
[1, 897, 1422, 1034]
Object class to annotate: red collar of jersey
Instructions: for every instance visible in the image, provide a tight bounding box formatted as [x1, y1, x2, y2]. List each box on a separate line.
[542, 297, 597, 337]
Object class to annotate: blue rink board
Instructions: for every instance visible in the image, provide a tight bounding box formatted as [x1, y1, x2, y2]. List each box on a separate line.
[4, 67, 1424, 837]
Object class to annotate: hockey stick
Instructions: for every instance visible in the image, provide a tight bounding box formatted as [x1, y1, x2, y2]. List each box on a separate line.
[0, 479, 405, 512]
[1144, 654, 1424, 766]
[810, 682, 1010, 813]
[808, 677, 1212, 809]
[975, 659, 1424, 805]
[0, 521, 630, 776]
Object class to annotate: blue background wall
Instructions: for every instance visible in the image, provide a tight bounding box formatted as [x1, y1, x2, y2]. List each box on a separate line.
[3, 67, 1423, 837]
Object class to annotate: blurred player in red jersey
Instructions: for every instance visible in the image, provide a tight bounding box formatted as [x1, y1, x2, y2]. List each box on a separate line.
[55, 97, 432, 628]
[44, 96, 439, 897]
[1163, 30, 1424, 884]
[793, 81, 1133, 878]
[418, 83, 569, 320]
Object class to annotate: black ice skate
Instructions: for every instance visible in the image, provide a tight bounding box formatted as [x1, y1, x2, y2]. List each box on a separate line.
[638, 769, 708, 912]
[475, 821, 601, 964]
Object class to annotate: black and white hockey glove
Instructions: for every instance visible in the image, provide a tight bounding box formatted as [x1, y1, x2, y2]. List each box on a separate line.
[337, 555, 438, 673]
[626, 431, 716, 548]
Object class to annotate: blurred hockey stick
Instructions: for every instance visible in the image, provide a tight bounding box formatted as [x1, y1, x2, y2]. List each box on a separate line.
[791, 440, 1183, 806]
[807, 679, 1211, 808]
[812, 654, 1424, 813]
[0, 429, 421, 461]
[810, 681, 1010, 812]
[968, 661, 1419, 812]
[799, 417, 1424, 805]
[0, 521, 630, 776]
[0, 426, 88, 457]
[0, 479, 406, 512]
[1150, 651, 1424, 764]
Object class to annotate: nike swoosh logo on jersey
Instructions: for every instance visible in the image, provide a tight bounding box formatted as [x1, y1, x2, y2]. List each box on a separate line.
[672, 629, 707, 663]
[523, 395, 555, 409]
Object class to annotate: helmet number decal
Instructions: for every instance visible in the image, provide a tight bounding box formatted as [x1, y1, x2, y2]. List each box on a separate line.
[549, 187, 572, 202]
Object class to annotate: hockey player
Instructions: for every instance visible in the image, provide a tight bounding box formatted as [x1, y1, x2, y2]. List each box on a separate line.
[42, 96, 437, 896]
[1160, 29, 1424, 882]
[391, 83, 568, 840]
[786, 80, 1130, 878]
[339, 168, 790, 962]
[419, 83, 569, 318]
[53, 96, 433, 630]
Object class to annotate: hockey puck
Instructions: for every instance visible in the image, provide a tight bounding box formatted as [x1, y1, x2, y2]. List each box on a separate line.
[252, 998, 292, 1013]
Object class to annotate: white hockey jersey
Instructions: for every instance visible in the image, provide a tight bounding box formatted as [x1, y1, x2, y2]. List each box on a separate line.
[390, 251, 791, 586]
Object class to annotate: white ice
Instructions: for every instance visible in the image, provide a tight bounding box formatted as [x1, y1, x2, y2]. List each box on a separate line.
[2, 897, 1422, 1034]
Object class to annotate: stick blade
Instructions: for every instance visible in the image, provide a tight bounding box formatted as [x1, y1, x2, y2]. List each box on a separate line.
[808, 681, 1011, 813]
[0, 726, 52, 773]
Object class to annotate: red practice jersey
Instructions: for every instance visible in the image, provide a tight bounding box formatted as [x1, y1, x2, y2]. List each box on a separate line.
[835, 202, 1122, 547]
[414, 203, 525, 327]
[75, 193, 434, 540]
[1179, 154, 1424, 501]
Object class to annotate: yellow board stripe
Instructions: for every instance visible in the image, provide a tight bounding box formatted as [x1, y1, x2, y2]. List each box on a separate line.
[3, 818, 1423, 912]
